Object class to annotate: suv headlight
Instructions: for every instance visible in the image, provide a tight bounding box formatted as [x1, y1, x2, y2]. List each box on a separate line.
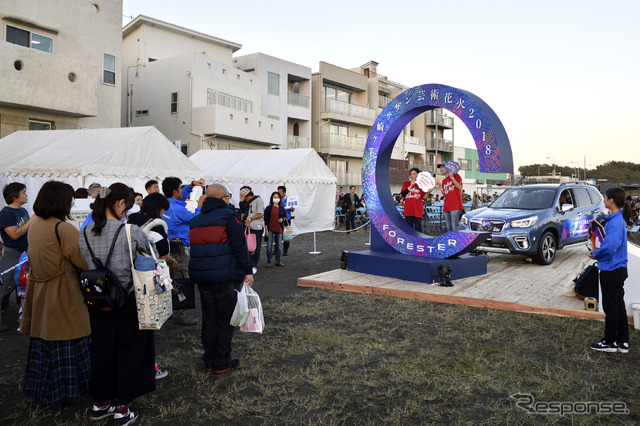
[460, 214, 468, 225]
[511, 216, 538, 228]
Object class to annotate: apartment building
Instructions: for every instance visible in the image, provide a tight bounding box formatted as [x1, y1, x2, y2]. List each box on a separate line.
[234, 53, 311, 150]
[0, 0, 123, 137]
[122, 16, 311, 156]
[312, 60, 454, 194]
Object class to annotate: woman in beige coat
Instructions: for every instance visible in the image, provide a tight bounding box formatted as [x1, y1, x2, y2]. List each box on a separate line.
[21, 181, 89, 406]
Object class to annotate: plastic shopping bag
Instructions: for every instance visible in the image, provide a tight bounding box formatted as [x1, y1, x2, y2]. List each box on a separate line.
[230, 282, 249, 327]
[240, 285, 264, 333]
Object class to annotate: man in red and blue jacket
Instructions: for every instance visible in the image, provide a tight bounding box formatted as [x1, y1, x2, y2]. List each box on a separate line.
[189, 184, 253, 374]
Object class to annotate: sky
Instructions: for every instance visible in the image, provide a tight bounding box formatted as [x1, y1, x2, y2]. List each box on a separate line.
[122, 0, 640, 172]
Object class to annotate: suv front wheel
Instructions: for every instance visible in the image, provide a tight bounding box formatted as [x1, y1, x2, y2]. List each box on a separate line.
[536, 231, 557, 265]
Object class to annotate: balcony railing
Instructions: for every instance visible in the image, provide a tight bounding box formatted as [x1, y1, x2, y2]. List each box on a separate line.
[426, 137, 453, 152]
[426, 112, 454, 128]
[287, 92, 310, 108]
[331, 170, 362, 187]
[320, 133, 366, 153]
[408, 162, 437, 172]
[404, 136, 426, 146]
[287, 135, 310, 149]
[322, 98, 376, 121]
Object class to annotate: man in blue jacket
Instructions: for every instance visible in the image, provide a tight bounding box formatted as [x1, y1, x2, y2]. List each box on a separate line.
[189, 184, 253, 374]
[162, 177, 205, 325]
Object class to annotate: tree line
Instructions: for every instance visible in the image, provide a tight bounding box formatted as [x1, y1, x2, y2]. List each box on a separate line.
[518, 161, 640, 184]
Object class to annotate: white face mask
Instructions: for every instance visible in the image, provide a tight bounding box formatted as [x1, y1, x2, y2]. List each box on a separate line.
[273, 198, 280, 204]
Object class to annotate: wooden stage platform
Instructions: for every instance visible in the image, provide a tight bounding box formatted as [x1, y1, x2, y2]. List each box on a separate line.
[298, 244, 608, 321]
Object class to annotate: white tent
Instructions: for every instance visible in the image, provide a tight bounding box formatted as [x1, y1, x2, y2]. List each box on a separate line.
[0, 126, 204, 213]
[190, 148, 337, 234]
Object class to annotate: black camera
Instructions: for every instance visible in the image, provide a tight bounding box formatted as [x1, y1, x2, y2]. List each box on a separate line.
[437, 264, 453, 287]
[170, 237, 183, 254]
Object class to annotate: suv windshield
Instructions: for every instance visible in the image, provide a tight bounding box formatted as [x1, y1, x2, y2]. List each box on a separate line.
[490, 188, 557, 210]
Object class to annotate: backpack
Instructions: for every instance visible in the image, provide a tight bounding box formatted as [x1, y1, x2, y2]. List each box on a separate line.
[79, 224, 128, 312]
[574, 263, 599, 300]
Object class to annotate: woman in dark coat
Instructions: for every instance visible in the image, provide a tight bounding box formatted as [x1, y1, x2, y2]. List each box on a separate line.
[78, 183, 157, 424]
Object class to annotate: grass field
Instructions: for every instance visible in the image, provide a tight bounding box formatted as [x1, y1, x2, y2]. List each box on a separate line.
[2, 287, 638, 425]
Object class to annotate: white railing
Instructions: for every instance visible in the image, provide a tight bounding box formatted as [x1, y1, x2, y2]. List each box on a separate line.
[287, 135, 310, 149]
[323, 98, 376, 121]
[332, 171, 362, 187]
[426, 137, 453, 152]
[426, 112, 454, 127]
[320, 133, 366, 153]
[404, 136, 426, 146]
[287, 92, 310, 108]
[407, 162, 437, 172]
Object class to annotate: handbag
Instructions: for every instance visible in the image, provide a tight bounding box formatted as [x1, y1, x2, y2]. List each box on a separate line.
[125, 224, 173, 330]
[79, 224, 128, 312]
[240, 285, 264, 333]
[283, 225, 294, 242]
[171, 271, 195, 310]
[245, 226, 257, 253]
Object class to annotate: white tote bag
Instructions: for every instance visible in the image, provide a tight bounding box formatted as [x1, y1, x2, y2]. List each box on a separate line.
[126, 224, 173, 330]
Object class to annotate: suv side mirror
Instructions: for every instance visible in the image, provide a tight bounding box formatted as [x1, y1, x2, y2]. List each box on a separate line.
[561, 203, 574, 212]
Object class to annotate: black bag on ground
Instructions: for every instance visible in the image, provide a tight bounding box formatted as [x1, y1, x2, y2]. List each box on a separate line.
[574, 263, 599, 300]
[79, 224, 128, 312]
[171, 271, 195, 310]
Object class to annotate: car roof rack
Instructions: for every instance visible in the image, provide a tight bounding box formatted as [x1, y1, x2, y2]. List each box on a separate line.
[559, 182, 581, 186]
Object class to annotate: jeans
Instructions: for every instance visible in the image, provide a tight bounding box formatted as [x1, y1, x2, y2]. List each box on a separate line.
[267, 232, 283, 265]
[444, 209, 462, 231]
[249, 228, 263, 267]
[600, 267, 629, 344]
[198, 281, 240, 370]
[404, 215, 423, 233]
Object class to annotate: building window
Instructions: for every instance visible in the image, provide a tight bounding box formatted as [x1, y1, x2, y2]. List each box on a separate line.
[323, 84, 351, 103]
[475, 160, 480, 172]
[170, 92, 178, 114]
[29, 119, 54, 130]
[329, 159, 348, 173]
[218, 93, 252, 113]
[268, 72, 279, 95]
[135, 110, 149, 116]
[6, 25, 53, 53]
[378, 93, 390, 108]
[267, 115, 279, 121]
[459, 159, 472, 171]
[103, 53, 116, 85]
[330, 123, 349, 136]
[207, 89, 216, 106]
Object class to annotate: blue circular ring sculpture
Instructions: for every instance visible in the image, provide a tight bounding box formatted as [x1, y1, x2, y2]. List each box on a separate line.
[362, 84, 513, 258]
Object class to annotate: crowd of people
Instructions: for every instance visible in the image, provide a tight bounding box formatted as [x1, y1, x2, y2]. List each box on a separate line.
[0, 174, 635, 422]
[0, 177, 294, 424]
